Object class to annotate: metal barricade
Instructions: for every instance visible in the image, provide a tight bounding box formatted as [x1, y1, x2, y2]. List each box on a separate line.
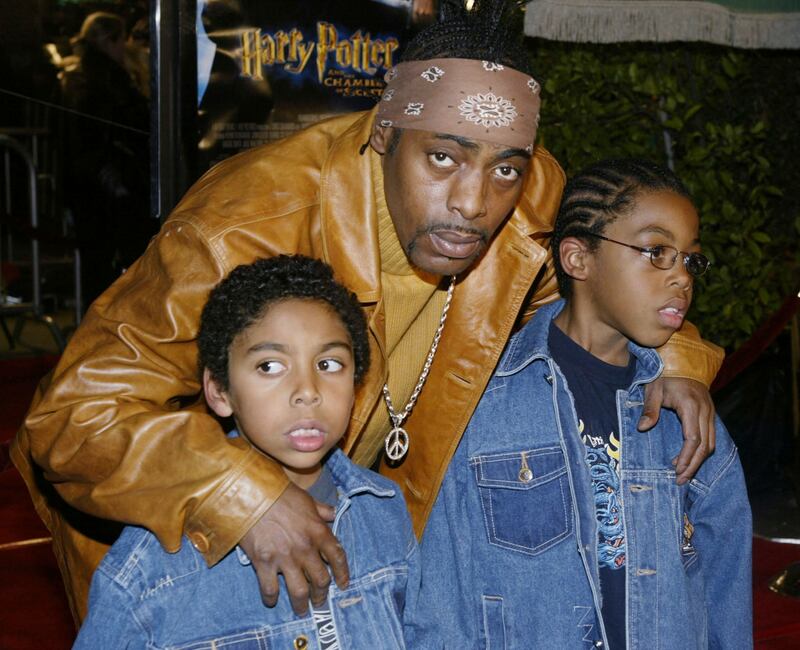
[0, 133, 81, 352]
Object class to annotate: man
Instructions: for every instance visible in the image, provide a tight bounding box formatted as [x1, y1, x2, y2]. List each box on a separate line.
[12, 0, 721, 624]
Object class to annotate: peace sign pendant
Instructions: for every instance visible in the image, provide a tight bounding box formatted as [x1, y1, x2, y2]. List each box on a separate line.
[384, 426, 410, 462]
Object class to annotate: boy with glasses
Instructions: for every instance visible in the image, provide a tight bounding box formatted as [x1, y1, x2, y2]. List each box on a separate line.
[412, 159, 751, 649]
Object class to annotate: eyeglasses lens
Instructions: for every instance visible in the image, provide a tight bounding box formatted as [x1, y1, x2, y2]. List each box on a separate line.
[650, 245, 709, 277]
[685, 254, 710, 277]
[649, 246, 677, 271]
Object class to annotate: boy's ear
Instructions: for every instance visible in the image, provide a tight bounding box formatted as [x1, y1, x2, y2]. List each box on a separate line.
[203, 367, 234, 418]
[559, 237, 592, 282]
[369, 121, 391, 155]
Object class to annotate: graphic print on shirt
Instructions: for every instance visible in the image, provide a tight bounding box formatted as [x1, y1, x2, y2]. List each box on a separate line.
[579, 418, 626, 570]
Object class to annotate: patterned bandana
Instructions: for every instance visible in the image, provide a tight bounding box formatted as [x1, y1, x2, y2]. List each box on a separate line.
[375, 57, 541, 152]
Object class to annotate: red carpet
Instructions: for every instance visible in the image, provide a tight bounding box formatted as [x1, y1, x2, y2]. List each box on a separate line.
[753, 536, 800, 648]
[0, 354, 75, 649]
[0, 354, 799, 648]
[0, 355, 58, 443]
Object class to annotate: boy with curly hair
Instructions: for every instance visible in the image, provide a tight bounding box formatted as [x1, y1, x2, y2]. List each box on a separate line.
[74, 255, 421, 650]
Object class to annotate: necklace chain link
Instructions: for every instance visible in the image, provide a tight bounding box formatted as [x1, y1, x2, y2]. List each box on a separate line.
[382, 276, 456, 455]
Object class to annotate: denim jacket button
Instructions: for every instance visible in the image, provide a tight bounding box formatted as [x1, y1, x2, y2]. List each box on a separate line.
[189, 532, 210, 554]
[594, 641, 604, 647]
[294, 634, 309, 649]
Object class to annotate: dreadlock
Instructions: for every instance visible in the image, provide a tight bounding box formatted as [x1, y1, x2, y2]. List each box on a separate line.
[552, 158, 693, 299]
[400, 0, 532, 75]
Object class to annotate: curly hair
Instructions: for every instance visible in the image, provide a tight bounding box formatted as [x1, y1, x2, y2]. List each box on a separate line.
[552, 158, 693, 299]
[198, 255, 371, 388]
[400, 0, 531, 75]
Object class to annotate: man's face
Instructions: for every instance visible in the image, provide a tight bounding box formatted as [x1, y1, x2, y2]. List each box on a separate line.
[371, 126, 531, 276]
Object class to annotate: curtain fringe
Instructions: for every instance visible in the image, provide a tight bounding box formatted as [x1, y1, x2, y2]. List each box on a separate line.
[524, 0, 800, 49]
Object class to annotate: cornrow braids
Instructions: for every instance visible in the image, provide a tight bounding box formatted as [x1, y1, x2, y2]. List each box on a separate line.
[552, 158, 692, 299]
[198, 255, 371, 389]
[400, 0, 532, 75]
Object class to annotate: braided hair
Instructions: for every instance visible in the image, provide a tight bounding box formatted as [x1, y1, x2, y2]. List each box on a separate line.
[198, 255, 371, 389]
[552, 159, 693, 299]
[400, 0, 532, 75]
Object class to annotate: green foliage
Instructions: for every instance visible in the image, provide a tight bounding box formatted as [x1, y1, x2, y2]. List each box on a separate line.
[529, 40, 800, 351]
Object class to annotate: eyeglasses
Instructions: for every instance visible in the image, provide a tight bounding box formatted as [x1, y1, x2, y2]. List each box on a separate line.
[575, 231, 711, 278]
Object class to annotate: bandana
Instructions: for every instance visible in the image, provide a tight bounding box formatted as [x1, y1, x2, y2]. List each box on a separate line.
[375, 57, 541, 153]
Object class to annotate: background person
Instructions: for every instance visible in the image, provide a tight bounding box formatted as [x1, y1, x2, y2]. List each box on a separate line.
[59, 11, 154, 306]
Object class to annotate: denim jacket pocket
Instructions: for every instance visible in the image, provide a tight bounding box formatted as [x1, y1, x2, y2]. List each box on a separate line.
[332, 566, 409, 649]
[167, 620, 317, 650]
[471, 447, 573, 556]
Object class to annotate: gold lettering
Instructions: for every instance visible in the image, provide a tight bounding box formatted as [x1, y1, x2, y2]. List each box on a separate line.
[316, 22, 338, 83]
[360, 32, 374, 74]
[350, 31, 363, 73]
[384, 38, 399, 68]
[289, 28, 302, 61]
[287, 38, 315, 74]
[259, 32, 276, 66]
[245, 23, 396, 83]
[370, 40, 385, 71]
[274, 30, 290, 64]
[240, 29, 262, 79]
[335, 40, 352, 68]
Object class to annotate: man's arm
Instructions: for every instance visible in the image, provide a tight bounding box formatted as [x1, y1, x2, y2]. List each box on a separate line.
[641, 321, 725, 482]
[22, 221, 283, 559]
[656, 320, 725, 388]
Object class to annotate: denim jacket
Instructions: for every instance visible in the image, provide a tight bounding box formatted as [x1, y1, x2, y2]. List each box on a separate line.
[412, 301, 752, 650]
[74, 449, 421, 649]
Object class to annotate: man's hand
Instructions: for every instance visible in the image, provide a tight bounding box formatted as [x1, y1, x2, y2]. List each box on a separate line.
[639, 377, 716, 485]
[239, 482, 349, 615]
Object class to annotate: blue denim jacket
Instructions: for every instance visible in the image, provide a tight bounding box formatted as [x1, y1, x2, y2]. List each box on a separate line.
[412, 301, 752, 649]
[74, 449, 421, 649]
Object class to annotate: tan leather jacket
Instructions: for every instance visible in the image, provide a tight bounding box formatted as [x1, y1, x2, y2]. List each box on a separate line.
[11, 109, 723, 622]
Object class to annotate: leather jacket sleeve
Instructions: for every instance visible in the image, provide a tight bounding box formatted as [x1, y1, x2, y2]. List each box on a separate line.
[656, 320, 724, 386]
[21, 219, 290, 565]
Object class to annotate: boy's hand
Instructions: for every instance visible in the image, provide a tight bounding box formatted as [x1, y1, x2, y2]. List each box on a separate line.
[639, 377, 716, 485]
[239, 482, 349, 615]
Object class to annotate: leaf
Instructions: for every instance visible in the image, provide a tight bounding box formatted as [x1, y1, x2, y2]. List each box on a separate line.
[721, 56, 737, 78]
[684, 104, 703, 122]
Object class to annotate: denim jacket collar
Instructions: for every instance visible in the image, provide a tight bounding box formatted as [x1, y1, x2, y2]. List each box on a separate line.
[497, 300, 664, 394]
[236, 448, 395, 566]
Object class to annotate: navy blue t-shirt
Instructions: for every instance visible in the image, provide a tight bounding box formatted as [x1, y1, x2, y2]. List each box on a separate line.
[549, 321, 636, 650]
